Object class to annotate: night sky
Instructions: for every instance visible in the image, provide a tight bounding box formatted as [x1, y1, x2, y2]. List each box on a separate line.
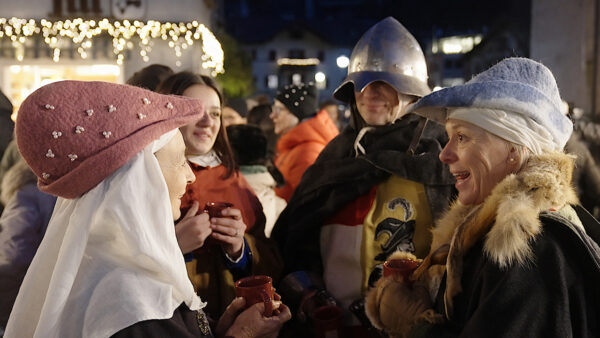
[222, 0, 531, 48]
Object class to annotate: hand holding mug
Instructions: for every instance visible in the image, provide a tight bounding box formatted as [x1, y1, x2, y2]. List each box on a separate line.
[175, 201, 212, 254]
[204, 202, 246, 258]
[218, 297, 291, 338]
[383, 253, 420, 287]
[235, 275, 281, 317]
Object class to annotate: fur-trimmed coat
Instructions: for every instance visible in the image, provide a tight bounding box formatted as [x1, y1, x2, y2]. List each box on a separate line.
[417, 152, 600, 337]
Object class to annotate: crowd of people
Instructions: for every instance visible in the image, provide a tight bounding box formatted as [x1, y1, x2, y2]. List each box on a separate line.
[0, 15, 599, 338]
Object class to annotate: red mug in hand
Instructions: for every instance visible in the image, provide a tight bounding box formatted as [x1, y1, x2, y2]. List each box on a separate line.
[204, 202, 234, 218]
[235, 275, 276, 317]
[383, 258, 420, 286]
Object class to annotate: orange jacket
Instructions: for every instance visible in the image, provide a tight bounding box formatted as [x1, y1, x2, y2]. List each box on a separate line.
[274, 110, 339, 201]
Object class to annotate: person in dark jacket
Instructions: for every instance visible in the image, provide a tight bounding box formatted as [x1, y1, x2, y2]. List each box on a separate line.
[367, 57, 600, 338]
[271, 17, 455, 337]
[4, 80, 290, 337]
[0, 158, 57, 331]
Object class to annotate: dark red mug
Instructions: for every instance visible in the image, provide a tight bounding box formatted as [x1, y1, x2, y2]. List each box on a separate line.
[235, 275, 275, 317]
[312, 305, 343, 338]
[383, 258, 420, 285]
[204, 201, 234, 218]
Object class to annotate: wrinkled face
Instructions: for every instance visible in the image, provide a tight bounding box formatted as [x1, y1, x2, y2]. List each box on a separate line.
[440, 119, 517, 205]
[355, 81, 412, 125]
[155, 131, 195, 220]
[270, 99, 299, 135]
[179, 84, 222, 156]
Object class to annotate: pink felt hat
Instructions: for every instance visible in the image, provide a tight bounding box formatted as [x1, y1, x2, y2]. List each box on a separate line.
[16, 80, 204, 199]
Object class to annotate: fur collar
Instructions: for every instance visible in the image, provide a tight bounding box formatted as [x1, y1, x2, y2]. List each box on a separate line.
[429, 151, 579, 316]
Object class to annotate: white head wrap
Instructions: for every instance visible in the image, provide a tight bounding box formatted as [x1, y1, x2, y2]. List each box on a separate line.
[5, 130, 204, 338]
[448, 107, 557, 155]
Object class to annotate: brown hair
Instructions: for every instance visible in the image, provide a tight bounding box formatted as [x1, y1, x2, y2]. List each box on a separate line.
[157, 71, 237, 178]
[126, 64, 174, 92]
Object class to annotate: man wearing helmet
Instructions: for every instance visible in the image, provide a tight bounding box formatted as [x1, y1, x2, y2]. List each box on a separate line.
[272, 17, 455, 336]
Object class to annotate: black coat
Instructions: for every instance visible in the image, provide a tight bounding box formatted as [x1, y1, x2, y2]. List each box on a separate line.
[423, 206, 600, 338]
[271, 114, 456, 275]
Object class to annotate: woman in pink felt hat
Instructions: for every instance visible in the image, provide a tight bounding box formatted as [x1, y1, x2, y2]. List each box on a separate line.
[4, 80, 290, 338]
[157, 72, 283, 319]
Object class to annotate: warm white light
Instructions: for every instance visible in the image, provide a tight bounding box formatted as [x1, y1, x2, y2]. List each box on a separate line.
[438, 35, 483, 54]
[0, 17, 225, 74]
[336, 55, 349, 68]
[315, 72, 326, 82]
[277, 58, 320, 66]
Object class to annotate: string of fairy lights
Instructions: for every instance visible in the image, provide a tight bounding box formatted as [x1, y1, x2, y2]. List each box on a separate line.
[0, 17, 224, 75]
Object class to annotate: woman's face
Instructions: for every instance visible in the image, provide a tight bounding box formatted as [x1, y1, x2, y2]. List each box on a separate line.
[270, 99, 299, 135]
[354, 81, 412, 125]
[155, 131, 195, 220]
[179, 84, 222, 156]
[439, 119, 517, 205]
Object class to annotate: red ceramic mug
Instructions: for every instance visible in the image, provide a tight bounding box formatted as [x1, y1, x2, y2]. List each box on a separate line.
[204, 201, 234, 218]
[235, 275, 275, 317]
[312, 305, 343, 338]
[383, 258, 420, 286]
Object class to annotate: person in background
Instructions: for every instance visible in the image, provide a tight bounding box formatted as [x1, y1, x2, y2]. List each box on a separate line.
[0, 91, 15, 215]
[320, 99, 343, 130]
[271, 17, 455, 337]
[0, 139, 19, 214]
[226, 124, 287, 238]
[270, 82, 339, 201]
[5, 80, 290, 337]
[368, 57, 600, 338]
[126, 63, 174, 91]
[247, 104, 278, 160]
[0, 157, 57, 332]
[157, 71, 283, 319]
[222, 106, 246, 127]
[562, 102, 600, 218]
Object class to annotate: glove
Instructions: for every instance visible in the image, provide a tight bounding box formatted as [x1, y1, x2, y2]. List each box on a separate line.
[365, 252, 444, 338]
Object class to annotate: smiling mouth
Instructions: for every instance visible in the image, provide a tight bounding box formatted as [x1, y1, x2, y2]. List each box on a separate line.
[194, 132, 211, 139]
[453, 171, 470, 182]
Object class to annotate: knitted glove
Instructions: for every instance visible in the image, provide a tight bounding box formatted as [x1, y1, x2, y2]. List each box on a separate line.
[365, 252, 444, 338]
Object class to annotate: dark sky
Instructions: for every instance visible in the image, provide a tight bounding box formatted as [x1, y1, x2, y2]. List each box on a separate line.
[222, 0, 531, 48]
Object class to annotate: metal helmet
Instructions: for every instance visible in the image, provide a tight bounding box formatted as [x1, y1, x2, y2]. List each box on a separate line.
[333, 17, 431, 103]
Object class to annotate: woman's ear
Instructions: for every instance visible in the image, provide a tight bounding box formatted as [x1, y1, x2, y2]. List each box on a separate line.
[505, 146, 517, 165]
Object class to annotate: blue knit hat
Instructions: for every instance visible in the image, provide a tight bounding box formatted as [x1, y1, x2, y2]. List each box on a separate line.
[407, 57, 573, 150]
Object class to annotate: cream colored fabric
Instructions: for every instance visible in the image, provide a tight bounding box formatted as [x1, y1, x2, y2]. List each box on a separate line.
[5, 132, 204, 338]
[449, 107, 557, 155]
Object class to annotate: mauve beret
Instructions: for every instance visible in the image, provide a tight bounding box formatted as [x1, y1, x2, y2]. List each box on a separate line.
[16, 80, 204, 198]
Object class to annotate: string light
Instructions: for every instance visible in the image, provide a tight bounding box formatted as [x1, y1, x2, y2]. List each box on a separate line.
[0, 17, 224, 74]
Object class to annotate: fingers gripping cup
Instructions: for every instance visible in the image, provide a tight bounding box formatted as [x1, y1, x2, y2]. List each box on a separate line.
[204, 201, 234, 218]
[235, 275, 275, 317]
[383, 258, 420, 286]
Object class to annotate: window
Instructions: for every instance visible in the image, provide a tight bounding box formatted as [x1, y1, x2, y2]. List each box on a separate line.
[291, 73, 302, 85]
[318, 50, 325, 61]
[288, 49, 305, 59]
[267, 75, 278, 89]
[269, 50, 276, 61]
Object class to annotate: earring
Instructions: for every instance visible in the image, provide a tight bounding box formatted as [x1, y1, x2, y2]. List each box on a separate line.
[509, 158, 516, 163]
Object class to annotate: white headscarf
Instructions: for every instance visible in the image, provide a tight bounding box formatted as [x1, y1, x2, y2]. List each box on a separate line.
[5, 130, 204, 338]
[448, 107, 558, 155]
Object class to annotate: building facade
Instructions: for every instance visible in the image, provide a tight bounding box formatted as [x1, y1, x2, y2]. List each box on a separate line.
[0, 0, 221, 112]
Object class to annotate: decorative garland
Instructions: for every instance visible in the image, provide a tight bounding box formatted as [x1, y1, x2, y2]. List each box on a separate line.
[0, 17, 224, 75]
